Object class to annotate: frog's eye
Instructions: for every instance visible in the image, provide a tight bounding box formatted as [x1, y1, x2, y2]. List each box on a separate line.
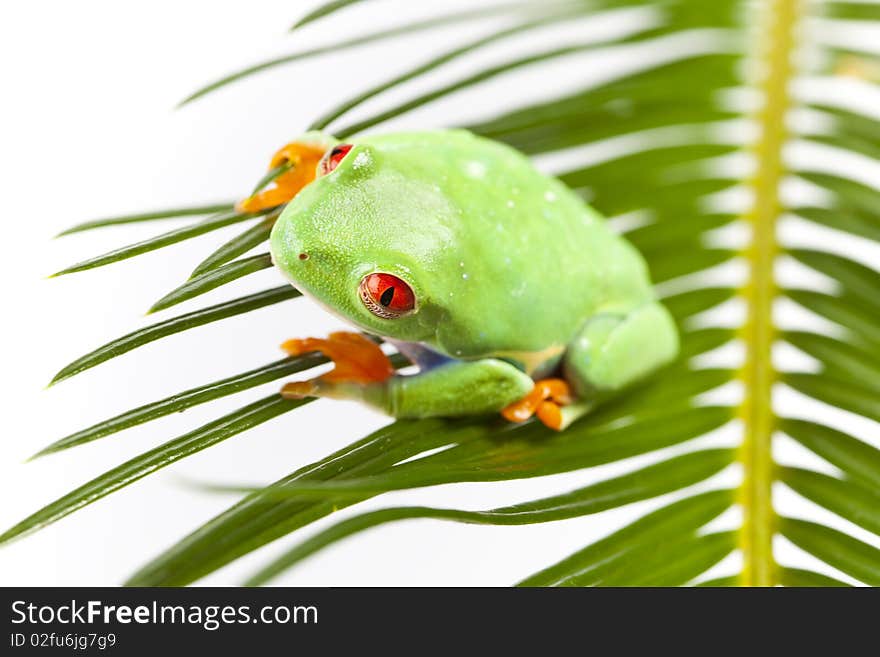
[359, 273, 416, 319]
[319, 143, 353, 176]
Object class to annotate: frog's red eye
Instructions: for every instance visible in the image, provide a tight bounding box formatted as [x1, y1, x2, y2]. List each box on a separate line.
[319, 143, 353, 175]
[359, 273, 416, 319]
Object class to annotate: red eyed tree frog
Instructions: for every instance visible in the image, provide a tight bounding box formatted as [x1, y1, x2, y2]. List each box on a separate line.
[237, 130, 679, 431]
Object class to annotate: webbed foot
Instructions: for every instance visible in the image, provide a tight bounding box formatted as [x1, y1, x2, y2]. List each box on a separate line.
[279, 332, 394, 399]
[237, 142, 326, 214]
[501, 378, 573, 431]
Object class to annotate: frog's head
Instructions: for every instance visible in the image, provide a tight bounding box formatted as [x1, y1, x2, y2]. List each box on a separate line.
[269, 135, 455, 343]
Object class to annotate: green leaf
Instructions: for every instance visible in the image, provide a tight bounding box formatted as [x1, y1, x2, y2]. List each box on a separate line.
[784, 372, 880, 423]
[800, 104, 880, 163]
[785, 289, 880, 348]
[148, 253, 273, 314]
[33, 354, 328, 459]
[191, 216, 275, 277]
[777, 567, 851, 587]
[250, 163, 293, 195]
[559, 143, 739, 191]
[695, 574, 740, 587]
[779, 517, 880, 586]
[179, 4, 535, 105]
[650, 248, 735, 284]
[334, 31, 657, 138]
[309, 7, 593, 131]
[678, 328, 734, 360]
[126, 417, 474, 585]
[291, 0, 371, 30]
[243, 448, 734, 584]
[779, 418, 880, 490]
[587, 178, 737, 218]
[595, 530, 736, 586]
[784, 330, 880, 392]
[56, 203, 234, 237]
[805, 134, 880, 164]
[594, 368, 733, 420]
[779, 467, 880, 536]
[469, 54, 740, 141]
[626, 213, 734, 253]
[797, 172, 880, 219]
[518, 489, 735, 586]
[49, 286, 299, 385]
[808, 105, 880, 158]
[233, 443, 735, 499]
[822, 2, 880, 21]
[788, 248, 880, 313]
[237, 404, 731, 494]
[661, 287, 735, 321]
[327, 405, 732, 493]
[51, 209, 268, 277]
[0, 395, 311, 546]
[492, 105, 735, 156]
[794, 206, 880, 243]
[129, 404, 731, 586]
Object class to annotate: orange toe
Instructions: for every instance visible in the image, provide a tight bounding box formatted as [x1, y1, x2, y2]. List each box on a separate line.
[501, 378, 572, 426]
[536, 401, 563, 431]
[280, 332, 394, 385]
[236, 142, 325, 213]
[280, 380, 317, 399]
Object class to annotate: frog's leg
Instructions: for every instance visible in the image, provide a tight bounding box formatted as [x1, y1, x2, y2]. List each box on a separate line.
[237, 142, 326, 214]
[501, 301, 679, 431]
[562, 300, 679, 429]
[280, 332, 533, 418]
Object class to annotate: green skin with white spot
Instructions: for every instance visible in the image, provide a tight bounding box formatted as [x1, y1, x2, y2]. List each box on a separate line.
[271, 129, 679, 429]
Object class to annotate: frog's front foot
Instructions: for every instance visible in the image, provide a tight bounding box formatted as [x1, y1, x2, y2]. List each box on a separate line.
[279, 332, 394, 400]
[501, 378, 574, 431]
[236, 141, 327, 214]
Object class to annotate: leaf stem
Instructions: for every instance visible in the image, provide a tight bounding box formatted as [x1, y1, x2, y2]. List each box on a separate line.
[738, 0, 802, 586]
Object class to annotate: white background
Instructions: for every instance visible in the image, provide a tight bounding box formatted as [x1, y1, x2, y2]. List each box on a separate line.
[0, 0, 877, 586]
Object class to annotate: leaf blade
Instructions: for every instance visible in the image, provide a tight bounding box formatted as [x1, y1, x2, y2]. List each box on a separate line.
[49, 286, 300, 385]
[780, 467, 880, 537]
[779, 517, 880, 586]
[291, 0, 371, 31]
[149, 253, 274, 314]
[179, 4, 535, 105]
[57, 203, 234, 237]
[33, 354, 328, 459]
[518, 489, 735, 586]
[244, 448, 734, 584]
[125, 417, 474, 585]
[51, 210, 267, 277]
[778, 567, 851, 587]
[0, 395, 310, 545]
[191, 216, 275, 277]
[780, 418, 880, 489]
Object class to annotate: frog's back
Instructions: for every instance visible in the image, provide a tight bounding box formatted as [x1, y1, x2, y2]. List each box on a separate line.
[360, 130, 655, 356]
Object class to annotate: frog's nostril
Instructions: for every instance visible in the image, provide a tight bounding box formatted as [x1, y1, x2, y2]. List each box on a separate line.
[298, 252, 309, 261]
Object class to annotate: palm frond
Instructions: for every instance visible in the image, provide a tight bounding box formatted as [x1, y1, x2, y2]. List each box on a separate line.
[191, 215, 278, 277]
[32, 353, 329, 459]
[148, 253, 273, 314]
[55, 203, 235, 237]
[6, 0, 880, 586]
[48, 286, 299, 385]
[179, 2, 545, 105]
[243, 449, 735, 585]
[51, 208, 273, 277]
